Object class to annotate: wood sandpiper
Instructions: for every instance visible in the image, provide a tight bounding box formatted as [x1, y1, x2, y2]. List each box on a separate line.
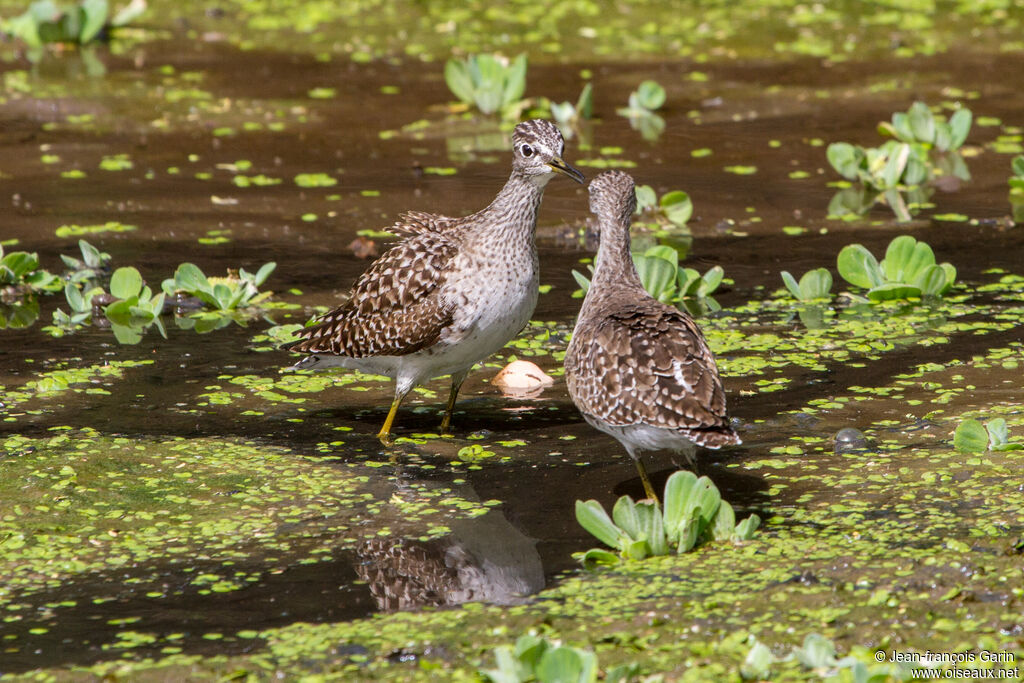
[288, 119, 584, 443]
[564, 170, 740, 502]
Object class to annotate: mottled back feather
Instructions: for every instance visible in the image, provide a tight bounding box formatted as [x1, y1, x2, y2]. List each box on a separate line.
[565, 295, 737, 447]
[289, 228, 459, 358]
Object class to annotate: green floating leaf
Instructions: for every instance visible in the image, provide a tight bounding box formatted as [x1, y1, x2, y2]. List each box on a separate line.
[948, 108, 972, 150]
[954, 418, 988, 454]
[659, 190, 692, 227]
[443, 58, 475, 105]
[575, 82, 593, 119]
[575, 500, 624, 550]
[611, 495, 641, 540]
[79, 0, 108, 44]
[985, 417, 1009, 450]
[536, 647, 596, 683]
[633, 253, 677, 303]
[741, 641, 775, 680]
[836, 244, 883, 290]
[866, 282, 921, 302]
[109, 266, 143, 300]
[795, 634, 837, 669]
[634, 80, 665, 111]
[734, 513, 761, 541]
[663, 470, 699, 539]
[881, 235, 934, 283]
[826, 142, 863, 180]
[633, 184, 657, 213]
[907, 102, 936, 145]
[580, 548, 620, 567]
[1012, 155, 1024, 178]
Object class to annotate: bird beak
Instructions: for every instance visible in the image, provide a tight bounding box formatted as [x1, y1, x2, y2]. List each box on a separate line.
[547, 157, 585, 184]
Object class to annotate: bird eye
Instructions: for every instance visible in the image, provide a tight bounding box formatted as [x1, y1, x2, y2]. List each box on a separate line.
[520, 143, 534, 157]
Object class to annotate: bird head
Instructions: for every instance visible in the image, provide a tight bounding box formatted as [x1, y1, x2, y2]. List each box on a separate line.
[511, 119, 584, 185]
[588, 170, 637, 227]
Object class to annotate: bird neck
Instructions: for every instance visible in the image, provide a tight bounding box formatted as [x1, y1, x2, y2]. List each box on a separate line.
[477, 171, 549, 237]
[589, 217, 643, 293]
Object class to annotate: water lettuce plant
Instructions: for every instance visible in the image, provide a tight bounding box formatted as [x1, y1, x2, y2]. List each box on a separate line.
[1011, 155, 1024, 194]
[550, 82, 593, 133]
[575, 470, 760, 565]
[742, 634, 911, 682]
[878, 101, 972, 152]
[954, 417, 1022, 454]
[827, 139, 929, 192]
[103, 266, 167, 343]
[52, 281, 102, 329]
[1, 0, 146, 48]
[161, 262, 275, 312]
[481, 633, 638, 683]
[616, 80, 666, 141]
[634, 183, 692, 230]
[1011, 155, 1024, 220]
[0, 244, 60, 294]
[780, 267, 833, 301]
[51, 265, 166, 343]
[444, 53, 527, 116]
[60, 239, 110, 284]
[617, 80, 666, 116]
[827, 103, 973, 221]
[836, 235, 955, 301]
[573, 245, 722, 310]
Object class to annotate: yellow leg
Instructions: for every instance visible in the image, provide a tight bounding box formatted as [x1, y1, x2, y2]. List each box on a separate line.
[439, 371, 468, 435]
[377, 395, 404, 446]
[635, 457, 660, 505]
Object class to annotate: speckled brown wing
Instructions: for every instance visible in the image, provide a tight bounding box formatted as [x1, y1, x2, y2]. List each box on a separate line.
[387, 211, 460, 238]
[567, 298, 736, 444]
[289, 228, 459, 358]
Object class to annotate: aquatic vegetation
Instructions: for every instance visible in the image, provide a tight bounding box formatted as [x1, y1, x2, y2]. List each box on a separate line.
[827, 103, 973, 220]
[633, 183, 692, 230]
[294, 172, 338, 188]
[575, 471, 760, 565]
[60, 239, 110, 284]
[443, 53, 527, 117]
[1, 0, 146, 49]
[482, 633, 638, 683]
[550, 82, 592, 137]
[616, 80, 665, 116]
[573, 246, 723, 313]
[742, 634, 911, 681]
[51, 265, 166, 343]
[954, 417, 1023, 454]
[878, 102, 972, 153]
[837, 235, 956, 302]
[161, 262, 276, 312]
[615, 81, 665, 141]
[826, 139, 924, 189]
[1011, 155, 1024, 194]
[54, 221, 137, 238]
[0, 244, 59, 295]
[780, 267, 833, 301]
[1011, 155, 1024, 220]
[50, 281, 101, 330]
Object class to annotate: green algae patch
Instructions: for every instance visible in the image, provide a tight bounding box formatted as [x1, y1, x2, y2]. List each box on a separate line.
[0, 432, 496, 659]
[700, 271, 1024, 394]
[35, 414, 1023, 680]
[54, 221, 138, 239]
[0, 359, 154, 418]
